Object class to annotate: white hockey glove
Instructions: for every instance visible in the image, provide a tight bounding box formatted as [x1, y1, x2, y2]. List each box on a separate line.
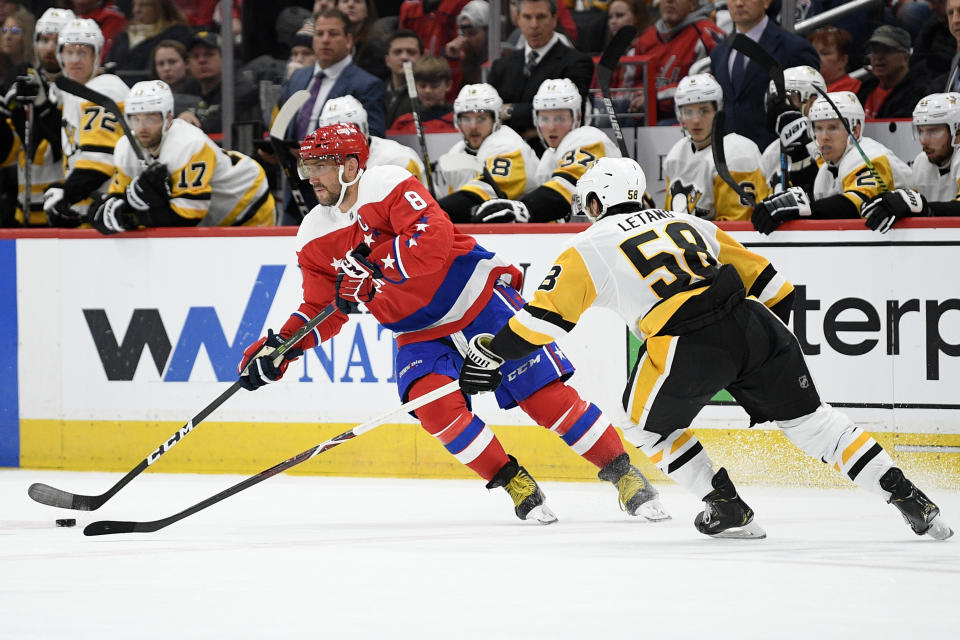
[459, 333, 505, 395]
[861, 188, 928, 234]
[335, 244, 385, 313]
[43, 185, 85, 228]
[751, 186, 811, 235]
[471, 198, 531, 223]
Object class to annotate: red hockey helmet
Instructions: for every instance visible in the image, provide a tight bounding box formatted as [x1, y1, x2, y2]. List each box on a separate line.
[299, 122, 370, 169]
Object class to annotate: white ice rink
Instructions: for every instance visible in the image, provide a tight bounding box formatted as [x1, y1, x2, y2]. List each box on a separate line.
[1, 469, 958, 639]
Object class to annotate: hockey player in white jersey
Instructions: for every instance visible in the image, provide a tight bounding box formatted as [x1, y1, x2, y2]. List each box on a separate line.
[859, 92, 960, 233]
[41, 18, 129, 227]
[90, 80, 275, 233]
[435, 83, 540, 222]
[760, 65, 826, 193]
[663, 73, 768, 221]
[752, 91, 911, 234]
[0, 7, 74, 225]
[459, 157, 953, 540]
[317, 96, 424, 183]
[470, 77, 621, 223]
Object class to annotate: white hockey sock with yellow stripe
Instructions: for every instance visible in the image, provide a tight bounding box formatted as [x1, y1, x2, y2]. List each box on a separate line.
[623, 426, 715, 498]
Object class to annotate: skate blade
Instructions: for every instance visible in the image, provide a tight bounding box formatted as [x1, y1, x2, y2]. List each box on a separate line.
[527, 504, 558, 525]
[708, 520, 767, 540]
[925, 516, 954, 541]
[633, 498, 672, 522]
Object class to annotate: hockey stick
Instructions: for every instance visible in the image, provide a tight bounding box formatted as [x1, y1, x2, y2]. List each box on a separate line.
[810, 85, 888, 192]
[54, 76, 145, 163]
[712, 109, 755, 207]
[21, 100, 32, 221]
[403, 60, 437, 196]
[27, 304, 338, 511]
[269, 89, 317, 219]
[83, 379, 461, 535]
[595, 24, 637, 158]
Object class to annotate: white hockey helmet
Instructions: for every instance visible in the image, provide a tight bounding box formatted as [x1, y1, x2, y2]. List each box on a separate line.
[35, 8, 75, 38]
[318, 96, 370, 138]
[808, 91, 864, 141]
[768, 66, 827, 105]
[453, 83, 503, 129]
[533, 78, 582, 148]
[57, 18, 104, 67]
[574, 157, 646, 221]
[126, 80, 175, 122]
[674, 73, 723, 117]
[912, 92, 960, 148]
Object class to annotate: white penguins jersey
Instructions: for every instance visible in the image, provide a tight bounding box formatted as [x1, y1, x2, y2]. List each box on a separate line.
[108, 119, 275, 226]
[909, 149, 960, 202]
[812, 136, 912, 211]
[760, 138, 819, 192]
[434, 138, 480, 196]
[368, 136, 424, 184]
[59, 73, 128, 179]
[536, 125, 620, 204]
[664, 133, 768, 221]
[440, 125, 539, 201]
[507, 208, 793, 345]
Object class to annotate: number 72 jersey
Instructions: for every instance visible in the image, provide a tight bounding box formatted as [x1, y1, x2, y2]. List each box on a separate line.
[509, 209, 794, 344]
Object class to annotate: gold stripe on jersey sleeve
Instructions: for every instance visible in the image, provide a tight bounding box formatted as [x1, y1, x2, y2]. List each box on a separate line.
[712, 167, 767, 221]
[460, 149, 529, 201]
[841, 156, 895, 212]
[405, 157, 423, 182]
[507, 314, 556, 346]
[108, 168, 134, 195]
[766, 280, 793, 308]
[715, 228, 771, 291]
[627, 335, 675, 425]
[221, 170, 267, 226]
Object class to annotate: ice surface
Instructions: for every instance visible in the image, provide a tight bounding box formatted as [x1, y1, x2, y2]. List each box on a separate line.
[1, 469, 957, 638]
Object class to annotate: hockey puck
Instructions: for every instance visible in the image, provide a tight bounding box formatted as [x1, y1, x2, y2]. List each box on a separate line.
[55, 518, 76, 527]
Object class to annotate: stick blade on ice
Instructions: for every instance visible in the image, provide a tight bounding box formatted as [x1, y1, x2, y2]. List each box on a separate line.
[28, 482, 98, 511]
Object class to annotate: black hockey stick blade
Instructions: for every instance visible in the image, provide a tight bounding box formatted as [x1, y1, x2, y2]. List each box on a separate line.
[55, 76, 146, 162]
[29, 305, 337, 511]
[730, 34, 784, 99]
[712, 110, 754, 207]
[596, 25, 637, 94]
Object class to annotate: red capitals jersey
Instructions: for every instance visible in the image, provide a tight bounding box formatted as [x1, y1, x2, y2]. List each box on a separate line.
[398, 0, 470, 55]
[634, 20, 725, 120]
[280, 165, 521, 348]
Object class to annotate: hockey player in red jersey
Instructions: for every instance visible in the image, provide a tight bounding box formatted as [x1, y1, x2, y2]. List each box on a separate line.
[237, 123, 669, 524]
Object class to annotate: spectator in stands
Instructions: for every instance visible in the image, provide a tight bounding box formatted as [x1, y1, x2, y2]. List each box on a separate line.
[286, 26, 317, 82]
[177, 31, 259, 134]
[389, 55, 459, 134]
[857, 25, 930, 118]
[710, 0, 820, 149]
[910, 0, 956, 92]
[150, 39, 190, 92]
[181, 0, 240, 32]
[489, 0, 594, 154]
[808, 26, 861, 93]
[946, 0, 960, 91]
[383, 29, 422, 129]
[105, 0, 191, 76]
[68, 1, 127, 59]
[445, 0, 489, 87]
[633, 0, 725, 124]
[0, 10, 33, 81]
[399, 0, 471, 56]
[504, 0, 578, 50]
[339, 0, 387, 80]
[241, 7, 313, 89]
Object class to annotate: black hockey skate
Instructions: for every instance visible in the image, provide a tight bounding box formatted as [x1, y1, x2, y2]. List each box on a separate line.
[694, 468, 766, 539]
[486, 455, 557, 524]
[598, 453, 670, 521]
[879, 467, 953, 540]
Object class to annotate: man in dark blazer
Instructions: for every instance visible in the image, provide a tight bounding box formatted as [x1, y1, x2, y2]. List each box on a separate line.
[710, 0, 820, 149]
[488, 0, 593, 154]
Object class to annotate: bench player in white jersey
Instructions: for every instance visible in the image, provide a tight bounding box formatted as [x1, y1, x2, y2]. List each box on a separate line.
[236, 123, 667, 524]
[859, 93, 960, 233]
[663, 74, 768, 221]
[90, 80, 274, 232]
[752, 91, 912, 234]
[760, 65, 826, 193]
[317, 95, 424, 183]
[459, 157, 953, 540]
[470, 77, 621, 223]
[435, 83, 540, 222]
[41, 18, 129, 227]
[0, 7, 74, 225]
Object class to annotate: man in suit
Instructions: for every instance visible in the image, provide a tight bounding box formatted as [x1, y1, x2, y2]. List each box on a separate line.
[488, 0, 593, 154]
[709, 0, 820, 149]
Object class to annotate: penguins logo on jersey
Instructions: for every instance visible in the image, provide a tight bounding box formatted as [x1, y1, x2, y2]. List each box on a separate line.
[669, 180, 703, 216]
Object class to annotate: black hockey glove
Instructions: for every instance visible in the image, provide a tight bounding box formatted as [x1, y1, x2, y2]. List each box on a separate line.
[459, 333, 505, 395]
[860, 188, 929, 234]
[775, 110, 812, 156]
[127, 162, 171, 212]
[43, 184, 85, 228]
[237, 329, 304, 391]
[751, 186, 811, 235]
[91, 194, 142, 235]
[471, 198, 530, 223]
[335, 244, 383, 314]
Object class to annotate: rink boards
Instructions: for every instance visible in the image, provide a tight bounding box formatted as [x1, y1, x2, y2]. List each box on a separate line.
[1, 221, 958, 488]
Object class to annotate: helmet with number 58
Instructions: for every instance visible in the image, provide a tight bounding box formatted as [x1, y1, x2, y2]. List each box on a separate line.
[575, 157, 647, 221]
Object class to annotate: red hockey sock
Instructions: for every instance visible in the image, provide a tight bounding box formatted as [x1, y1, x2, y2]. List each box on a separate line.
[410, 374, 509, 481]
[519, 380, 626, 468]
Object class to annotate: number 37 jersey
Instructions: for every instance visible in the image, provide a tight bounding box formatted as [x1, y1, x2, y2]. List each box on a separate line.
[509, 209, 794, 345]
